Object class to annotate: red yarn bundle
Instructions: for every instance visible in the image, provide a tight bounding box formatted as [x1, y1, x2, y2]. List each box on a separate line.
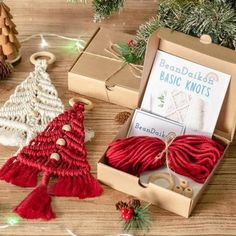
[0, 102, 103, 220]
[106, 135, 225, 183]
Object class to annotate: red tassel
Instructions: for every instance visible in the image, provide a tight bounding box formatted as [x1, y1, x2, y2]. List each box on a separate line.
[50, 174, 103, 199]
[14, 185, 55, 220]
[0, 157, 38, 187]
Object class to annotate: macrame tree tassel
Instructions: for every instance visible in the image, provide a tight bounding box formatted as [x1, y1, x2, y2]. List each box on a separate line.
[14, 173, 55, 221]
[50, 174, 103, 199]
[0, 156, 38, 187]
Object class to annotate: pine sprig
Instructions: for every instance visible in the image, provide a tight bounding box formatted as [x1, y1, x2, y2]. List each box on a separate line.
[67, 0, 124, 21]
[117, 42, 140, 64]
[92, 0, 124, 22]
[132, 17, 161, 63]
[123, 204, 151, 232]
[116, 199, 151, 233]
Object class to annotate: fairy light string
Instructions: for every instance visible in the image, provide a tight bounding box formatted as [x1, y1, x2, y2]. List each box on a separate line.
[20, 33, 86, 51]
[0, 215, 20, 229]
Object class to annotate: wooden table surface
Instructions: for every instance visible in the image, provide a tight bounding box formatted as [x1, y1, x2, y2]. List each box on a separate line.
[0, 1, 236, 235]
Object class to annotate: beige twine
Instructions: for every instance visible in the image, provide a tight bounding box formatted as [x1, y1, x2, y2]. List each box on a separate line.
[155, 132, 177, 176]
[83, 42, 143, 102]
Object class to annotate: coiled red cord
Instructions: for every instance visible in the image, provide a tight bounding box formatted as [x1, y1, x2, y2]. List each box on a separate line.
[106, 135, 225, 183]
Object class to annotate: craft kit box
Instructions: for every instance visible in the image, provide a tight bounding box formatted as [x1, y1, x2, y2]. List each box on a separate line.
[68, 28, 141, 109]
[97, 28, 236, 217]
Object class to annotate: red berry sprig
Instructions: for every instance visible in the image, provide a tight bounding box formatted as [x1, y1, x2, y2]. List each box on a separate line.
[116, 199, 151, 232]
[121, 207, 134, 221]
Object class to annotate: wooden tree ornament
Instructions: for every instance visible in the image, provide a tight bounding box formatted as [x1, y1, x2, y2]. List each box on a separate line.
[0, 1, 21, 64]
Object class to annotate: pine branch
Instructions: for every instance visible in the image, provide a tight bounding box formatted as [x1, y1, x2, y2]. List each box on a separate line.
[123, 204, 151, 232]
[117, 42, 140, 64]
[67, 0, 124, 21]
[133, 17, 161, 62]
[92, 0, 124, 22]
[130, 0, 236, 63]
[116, 200, 151, 233]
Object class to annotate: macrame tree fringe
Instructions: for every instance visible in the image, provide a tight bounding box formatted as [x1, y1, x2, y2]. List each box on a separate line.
[0, 157, 38, 187]
[50, 174, 103, 199]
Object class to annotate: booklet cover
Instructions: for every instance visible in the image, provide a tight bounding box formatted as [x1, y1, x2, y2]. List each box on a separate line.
[127, 109, 185, 139]
[141, 50, 231, 136]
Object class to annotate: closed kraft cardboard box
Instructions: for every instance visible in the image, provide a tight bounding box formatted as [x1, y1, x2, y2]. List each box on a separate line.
[97, 28, 236, 218]
[68, 28, 141, 109]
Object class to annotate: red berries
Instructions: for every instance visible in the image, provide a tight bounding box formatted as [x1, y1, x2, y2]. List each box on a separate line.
[121, 207, 134, 221]
[128, 39, 134, 47]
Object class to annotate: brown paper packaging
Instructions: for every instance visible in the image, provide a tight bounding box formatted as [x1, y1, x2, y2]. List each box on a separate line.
[68, 28, 141, 109]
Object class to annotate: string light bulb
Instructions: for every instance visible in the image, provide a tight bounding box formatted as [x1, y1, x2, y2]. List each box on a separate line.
[5, 215, 20, 226]
[75, 40, 85, 50]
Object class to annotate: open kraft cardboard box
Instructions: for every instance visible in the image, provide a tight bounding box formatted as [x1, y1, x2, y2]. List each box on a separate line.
[97, 27, 236, 218]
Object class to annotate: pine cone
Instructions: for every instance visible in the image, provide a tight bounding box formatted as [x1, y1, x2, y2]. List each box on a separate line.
[115, 201, 128, 210]
[0, 60, 12, 80]
[128, 199, 141, 208]
[115, 111, 131, 125]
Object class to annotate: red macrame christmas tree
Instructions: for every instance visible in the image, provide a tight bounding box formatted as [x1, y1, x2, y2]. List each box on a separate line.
[0, 102, 103, 220]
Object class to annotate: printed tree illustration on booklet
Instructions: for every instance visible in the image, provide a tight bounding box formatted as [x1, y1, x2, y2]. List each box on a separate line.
[0, 1, 21, 64]
[0, 101, 103, 220]
[0, 59, 64, 148]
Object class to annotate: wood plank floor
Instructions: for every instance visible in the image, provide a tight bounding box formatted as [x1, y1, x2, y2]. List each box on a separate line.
[0, 1, 236, 235]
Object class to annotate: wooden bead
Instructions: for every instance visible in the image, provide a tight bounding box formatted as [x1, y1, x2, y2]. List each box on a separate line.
[50, 153, 60, 161]
[30, 110, 39, 117]
[62, 124, 71, 132]
[183, 187, 193, 198]
[180, 180, 189, 189]
[56, 138, 66, 146]
[31, 97, 39, 103]
[32, 84, 40, 91]
[173, 185, 183, 194]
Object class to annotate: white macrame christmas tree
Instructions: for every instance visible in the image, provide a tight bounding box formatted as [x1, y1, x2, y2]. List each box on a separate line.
[0, 60, 64, 147]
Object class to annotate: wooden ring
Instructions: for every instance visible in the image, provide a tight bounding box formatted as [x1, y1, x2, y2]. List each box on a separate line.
[69, 97, 94, 111]
[30, 51, 56, 65]
[148, 172, 175, 190]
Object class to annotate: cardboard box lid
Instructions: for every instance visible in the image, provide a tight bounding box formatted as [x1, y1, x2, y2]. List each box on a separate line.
[139, 28, 236, 142]
[70, 28, 140, 92]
